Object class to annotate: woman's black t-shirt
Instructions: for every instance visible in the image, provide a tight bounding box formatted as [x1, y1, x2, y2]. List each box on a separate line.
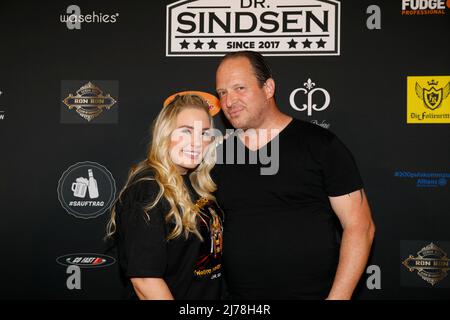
[114, 170, 223, 300]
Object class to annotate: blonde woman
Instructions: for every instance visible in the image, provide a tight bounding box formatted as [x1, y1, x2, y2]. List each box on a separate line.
[107, 94, 224, 300]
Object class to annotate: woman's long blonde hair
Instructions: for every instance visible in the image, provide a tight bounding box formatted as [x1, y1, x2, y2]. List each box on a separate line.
[106, 94, 217, 241]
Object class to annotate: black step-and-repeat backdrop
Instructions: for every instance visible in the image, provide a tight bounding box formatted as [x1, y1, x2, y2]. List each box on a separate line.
[0, 0, 449, 299]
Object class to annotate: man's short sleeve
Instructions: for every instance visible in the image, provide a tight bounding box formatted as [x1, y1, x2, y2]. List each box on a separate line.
[322, 135, 364, 197]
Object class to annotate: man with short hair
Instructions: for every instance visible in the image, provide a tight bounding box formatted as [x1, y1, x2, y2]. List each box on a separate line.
[213, 51, 375, 300]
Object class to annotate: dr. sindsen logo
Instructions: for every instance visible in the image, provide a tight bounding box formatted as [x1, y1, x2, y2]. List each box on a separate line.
[57, 161, 116, 219]
[166, 0, 341, 56]
[62, 81, 118, 122]
[402, 242, 450, 286]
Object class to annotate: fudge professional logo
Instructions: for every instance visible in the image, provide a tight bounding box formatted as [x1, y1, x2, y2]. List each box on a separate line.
[402, 242, 450, 286]
[57, 253, 116, 269]
[407, 76, 450, 123]
[166, 0, 341, 56]
[61, 81, 118, 123]
[401, 0, 450, 15]
[57, 161, 116, 219]
[60, 5, 120, 30]
[289, 78, 331, 116]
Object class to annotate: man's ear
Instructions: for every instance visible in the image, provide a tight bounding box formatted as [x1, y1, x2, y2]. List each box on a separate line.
[264, 78, 275, 99]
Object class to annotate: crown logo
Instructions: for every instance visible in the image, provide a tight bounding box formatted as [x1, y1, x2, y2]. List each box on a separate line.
[427, 79, 438, 86]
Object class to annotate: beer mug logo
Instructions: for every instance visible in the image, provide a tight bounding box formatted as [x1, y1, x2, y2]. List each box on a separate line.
[71, 178, 88, 198]
[71, 169, 99, 199]
[57, 162, 116, 219]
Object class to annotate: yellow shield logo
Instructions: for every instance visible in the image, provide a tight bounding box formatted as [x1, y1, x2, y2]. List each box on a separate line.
[423, 87, 443, 110]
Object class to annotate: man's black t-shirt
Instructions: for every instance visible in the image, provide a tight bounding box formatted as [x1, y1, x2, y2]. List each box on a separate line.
[212, 118, 363, 299]
[114, 170, 224, 300]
